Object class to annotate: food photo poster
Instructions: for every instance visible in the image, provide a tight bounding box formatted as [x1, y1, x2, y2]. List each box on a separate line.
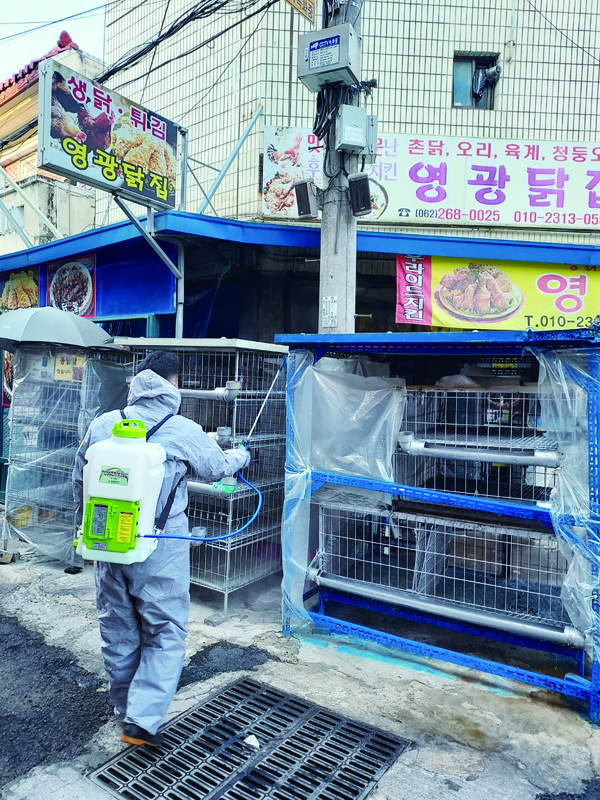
[0, 259, 95, 406]
[46, 256, 96, 318]
[0, 268, 40, 407]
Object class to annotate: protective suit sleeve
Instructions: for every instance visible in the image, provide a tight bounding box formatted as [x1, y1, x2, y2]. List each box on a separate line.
[225, 446, 251, 472]
[177, 419, 250, 481]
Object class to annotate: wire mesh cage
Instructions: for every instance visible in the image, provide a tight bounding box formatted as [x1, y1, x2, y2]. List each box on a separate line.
[189, 482, 283, 593]
[318, 502, 570, 629]
[4, 347, 129, 564]
[118, 339, 288, 609]
[395, 388, 562, 504]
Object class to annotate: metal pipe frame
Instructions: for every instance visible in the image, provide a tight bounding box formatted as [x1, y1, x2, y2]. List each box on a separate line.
[308, 571, 585, 649]
[397, 430, 561, 468]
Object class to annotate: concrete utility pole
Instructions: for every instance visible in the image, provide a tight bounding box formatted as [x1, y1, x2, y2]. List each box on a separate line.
[317, 6, 362, 334]
[319, 136, 358, 334]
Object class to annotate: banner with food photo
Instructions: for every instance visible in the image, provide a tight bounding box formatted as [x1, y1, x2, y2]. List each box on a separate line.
[262, 127, 324, 218]
[3, 352, 13, 407]
[396, 255, 599, 330]
[38, 59, 177, 209]
[46, 256, 96, 317]
[0, 268, 40, 407]
[262, 125, 390, 222]
[0, 268, 39, 313]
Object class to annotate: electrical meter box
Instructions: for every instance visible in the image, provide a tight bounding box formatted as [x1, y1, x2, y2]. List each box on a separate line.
[335, 105, 367, 153]
[297, 24, 361, 93]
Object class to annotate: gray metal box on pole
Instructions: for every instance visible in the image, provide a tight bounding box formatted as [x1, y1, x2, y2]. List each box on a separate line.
[297, 24, 362, 92]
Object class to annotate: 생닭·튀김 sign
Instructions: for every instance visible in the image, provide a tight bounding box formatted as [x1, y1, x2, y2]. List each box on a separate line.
[37, 59, 178, 209]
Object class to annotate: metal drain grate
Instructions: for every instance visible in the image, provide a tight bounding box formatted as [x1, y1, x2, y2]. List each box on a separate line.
[90, 678, 410, 800]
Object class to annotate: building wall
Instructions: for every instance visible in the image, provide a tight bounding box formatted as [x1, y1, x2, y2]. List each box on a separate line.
[102, 0, 600, 246]
[0, 177, 95, 251]
[0, 48, 104, 255]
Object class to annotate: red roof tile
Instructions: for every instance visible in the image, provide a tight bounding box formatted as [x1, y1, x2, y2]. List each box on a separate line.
[0, 31, 79, 99]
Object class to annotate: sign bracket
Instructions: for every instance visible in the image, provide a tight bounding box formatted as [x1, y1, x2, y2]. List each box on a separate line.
[0, 164, 62, 242]
[112, 195, 182, 279]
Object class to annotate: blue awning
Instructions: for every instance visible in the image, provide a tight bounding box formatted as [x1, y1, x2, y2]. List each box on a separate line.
[0, 210, 599, 272]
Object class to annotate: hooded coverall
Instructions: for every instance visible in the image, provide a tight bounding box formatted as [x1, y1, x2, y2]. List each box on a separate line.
[72, 369, 250, 735]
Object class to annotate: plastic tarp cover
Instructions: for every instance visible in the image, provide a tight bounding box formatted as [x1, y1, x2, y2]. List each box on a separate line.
[2, 347, 128, 565]
[535, 348, 596, 647]
[78, 358, 129, 440]
[282, 351, 406, 622]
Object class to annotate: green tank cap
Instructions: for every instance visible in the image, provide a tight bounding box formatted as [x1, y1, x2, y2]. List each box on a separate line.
[112, 419, 147, 438]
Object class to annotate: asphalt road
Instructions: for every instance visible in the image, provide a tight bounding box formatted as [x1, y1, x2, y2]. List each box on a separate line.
[0, 613, 271, 789]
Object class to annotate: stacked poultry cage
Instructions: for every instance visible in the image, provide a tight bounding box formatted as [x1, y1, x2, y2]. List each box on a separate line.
[3, 346, 128, 565]
[117, 339, 288, 611]
[278, 332, 599, 721]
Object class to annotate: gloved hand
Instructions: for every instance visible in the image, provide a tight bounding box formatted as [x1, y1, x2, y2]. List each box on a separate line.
[238, 443, 251, 468]
[225, 445, 251, 470]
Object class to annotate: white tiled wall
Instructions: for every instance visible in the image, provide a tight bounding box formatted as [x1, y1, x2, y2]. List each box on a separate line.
[99, 0, 600, 245]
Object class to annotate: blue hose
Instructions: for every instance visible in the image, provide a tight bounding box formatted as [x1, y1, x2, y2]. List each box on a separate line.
[142, 471, 263, 542]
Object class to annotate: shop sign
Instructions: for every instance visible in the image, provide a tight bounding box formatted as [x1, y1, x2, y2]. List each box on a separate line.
[396, 255, 599, 330]
[262, 127, 322, 217]
[54, 354, 85, 382]
[38, 59, 177, 209]
[284, 0, 315, 23]
[263, 126, 600, 231]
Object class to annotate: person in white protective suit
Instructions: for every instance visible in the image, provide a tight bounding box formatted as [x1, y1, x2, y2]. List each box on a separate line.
[72, 351, 250, 747]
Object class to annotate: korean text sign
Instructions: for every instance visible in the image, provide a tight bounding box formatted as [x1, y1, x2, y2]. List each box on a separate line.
[262, 126, 600, 230]
[38, 60, 177, 209]
[396, 256, 599, 330]
[283, 0, 315, 23]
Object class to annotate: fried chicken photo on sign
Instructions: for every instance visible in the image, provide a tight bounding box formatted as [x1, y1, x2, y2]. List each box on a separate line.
[51, 97, 86, 142]
[438, 263, 518, 316]
[78, 108, 115, 153]
[111, 117, 176, 179]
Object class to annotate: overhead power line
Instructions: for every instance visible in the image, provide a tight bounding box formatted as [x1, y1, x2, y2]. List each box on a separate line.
[97, 0, 273, 83]
[523, 0, 600, 65]
[0, 3, 120, 45]
[110, 0, 280, 93]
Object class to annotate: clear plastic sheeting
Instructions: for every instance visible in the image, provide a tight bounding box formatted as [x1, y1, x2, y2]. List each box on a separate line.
[314, 355, 391, 377]
[534, 348, 596, 641]
[3, 346, 127, 565]
[78, 359, 129, 441]
[308, 367, 405, 482]
[282, 351, 404, 621]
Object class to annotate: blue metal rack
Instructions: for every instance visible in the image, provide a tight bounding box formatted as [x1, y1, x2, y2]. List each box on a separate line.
[276, 330, 600, 722]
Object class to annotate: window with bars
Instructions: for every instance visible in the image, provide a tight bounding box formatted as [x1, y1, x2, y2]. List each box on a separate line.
[453, 54, 500, 110]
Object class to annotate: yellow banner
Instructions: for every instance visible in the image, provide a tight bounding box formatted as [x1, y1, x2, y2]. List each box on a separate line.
[396, 255, 598, 330]
[284, 0, 315, 23]
[54, 355, 85, 382]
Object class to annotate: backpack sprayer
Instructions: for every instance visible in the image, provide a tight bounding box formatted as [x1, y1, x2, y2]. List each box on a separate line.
[74, 358, 286, 563]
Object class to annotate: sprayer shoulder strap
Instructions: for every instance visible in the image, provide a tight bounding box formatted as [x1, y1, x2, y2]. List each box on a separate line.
[119, 410, 182, 531]
[119, 409, 174, 439]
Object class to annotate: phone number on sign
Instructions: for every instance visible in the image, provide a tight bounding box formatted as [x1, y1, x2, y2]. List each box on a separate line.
[524, 315, 595, 329]
[412, 209, 501, 221]
[410, 209, 600, 225]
